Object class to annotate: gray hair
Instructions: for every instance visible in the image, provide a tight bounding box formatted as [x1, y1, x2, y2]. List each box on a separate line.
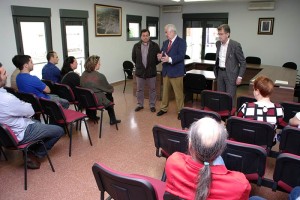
[165, 24, 177, 34]
[188, 117, 227, 200]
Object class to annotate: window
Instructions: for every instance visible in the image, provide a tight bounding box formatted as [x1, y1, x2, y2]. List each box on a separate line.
[146, 16, 159, 40]
[60, 9, 89, 75]
[126, 15, 142, 41]
[12, 6, 52, 79]
[183, 13, 228, 60]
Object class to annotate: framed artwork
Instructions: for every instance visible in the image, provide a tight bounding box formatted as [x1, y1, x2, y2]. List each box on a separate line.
[95, 4, 122, 36]
[258, 18, 274, 35]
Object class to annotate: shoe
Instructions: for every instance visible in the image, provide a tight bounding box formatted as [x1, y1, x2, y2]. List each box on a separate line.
[26, 152, 41, 169]
[178, 113, 181, 120]
[135, 106, 144, 112]
[157, 110, 167, 116]
[110, 119, 121, 125]
[150, 107, 156, 112]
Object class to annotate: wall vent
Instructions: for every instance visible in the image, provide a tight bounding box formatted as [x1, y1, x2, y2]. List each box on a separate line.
[248, 1, 275, 10]
[162, 5, 182, 13]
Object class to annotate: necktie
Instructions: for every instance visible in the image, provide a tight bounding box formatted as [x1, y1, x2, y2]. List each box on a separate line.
[167, 40, 172, 52]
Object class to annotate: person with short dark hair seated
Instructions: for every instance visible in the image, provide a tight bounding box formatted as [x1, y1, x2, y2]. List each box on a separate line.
[165, 117, 251, 199]
[13, 54, 69, 109]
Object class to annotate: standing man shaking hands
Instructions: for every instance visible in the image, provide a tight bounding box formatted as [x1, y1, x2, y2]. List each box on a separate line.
[215, 24, 246, 99]
[132, 29, 160, 112]
[157, 24, 187, 120]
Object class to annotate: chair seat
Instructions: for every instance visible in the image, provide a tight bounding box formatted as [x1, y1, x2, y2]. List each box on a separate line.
[130, 174, 166, 200]
[63, 109, 87, 123]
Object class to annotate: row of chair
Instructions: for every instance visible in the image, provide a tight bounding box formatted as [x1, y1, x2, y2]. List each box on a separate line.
[180, 107, 300, 156]
[187, 89, 300, 129]
[90, 120, 300, 200]
[152, 123, 300, 194]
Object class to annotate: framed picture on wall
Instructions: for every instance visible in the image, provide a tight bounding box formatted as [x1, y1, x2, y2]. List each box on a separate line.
[95, 4, 122, 36]
[258, 18, 274, 35]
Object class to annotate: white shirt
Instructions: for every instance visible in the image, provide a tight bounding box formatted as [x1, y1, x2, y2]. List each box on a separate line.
[296, 112, 300, 128]
[0, 88, 34, 141]
[168, 35, 177, 64]
[219, 38, 230, 68]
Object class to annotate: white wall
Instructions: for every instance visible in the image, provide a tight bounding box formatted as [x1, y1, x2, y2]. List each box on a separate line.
[160, 0, 300, 68]
[0, 0, 159, 85]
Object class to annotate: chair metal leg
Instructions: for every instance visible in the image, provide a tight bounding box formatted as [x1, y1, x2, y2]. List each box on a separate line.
[99, 110, 103, 138]
[123, 78, 127, 93]
[0, 145, 8, 161]
[41, 142, 55, 172]
[83, 119, 93, 146]
[161, 168, 167, 182]
[24, 150, 28, 190]
[68, 125, 72, 157]
[115, 123, 118, 131]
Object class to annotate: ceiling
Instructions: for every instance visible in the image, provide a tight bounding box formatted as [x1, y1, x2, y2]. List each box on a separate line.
[118, 0, 266, 6]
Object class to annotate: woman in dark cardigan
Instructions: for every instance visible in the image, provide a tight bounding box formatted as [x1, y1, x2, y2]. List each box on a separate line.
[80, 55, 121, 125]
[61, 56, 80, 94]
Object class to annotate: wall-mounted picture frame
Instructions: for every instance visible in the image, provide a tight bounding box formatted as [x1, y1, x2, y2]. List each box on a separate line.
[95, 4, 122, 36]
[258, 18, 274, 35]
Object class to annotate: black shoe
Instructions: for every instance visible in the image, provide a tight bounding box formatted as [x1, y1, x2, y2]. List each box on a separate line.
[110, 119, 121, 125]
[178, 113, 181, 120]
[26, 153, 41, 169]
[150, 107, 156, 112]
[135, 106, 144, 112]
[157, 110, 167, 116]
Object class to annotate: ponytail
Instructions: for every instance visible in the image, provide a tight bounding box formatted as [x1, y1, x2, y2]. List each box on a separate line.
[195, 162, 211, 200]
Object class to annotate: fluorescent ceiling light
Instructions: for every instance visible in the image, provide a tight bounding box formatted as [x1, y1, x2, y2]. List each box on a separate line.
[184, 0, 218, 2]
[172, 0, 180, 2]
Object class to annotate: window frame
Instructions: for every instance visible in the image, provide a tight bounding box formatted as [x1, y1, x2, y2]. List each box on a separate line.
[60, 9, 89, 61]
[146, 16, 159, 40]
[11, 5, 53, 54]
[126, 15, 142, 41]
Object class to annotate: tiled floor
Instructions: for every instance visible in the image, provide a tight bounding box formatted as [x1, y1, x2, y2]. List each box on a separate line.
[0, 81, 288, 199]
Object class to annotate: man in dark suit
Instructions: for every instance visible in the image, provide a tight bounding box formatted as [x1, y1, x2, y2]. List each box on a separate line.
[132, 29, 160, 112]
[214, 24, 246, 99]
[156, 24, 187, 120]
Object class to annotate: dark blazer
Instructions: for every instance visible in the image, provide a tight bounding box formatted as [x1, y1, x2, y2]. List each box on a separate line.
[214, 39, 246, 85]
[132, 40, 160, 78]
[161, 36, 187, 78]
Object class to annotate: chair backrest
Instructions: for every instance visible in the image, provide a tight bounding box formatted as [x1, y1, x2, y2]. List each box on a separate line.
[4, 86, 18, 97]
[180, 107, 221, 130]
[41, 79, 55, 93]
[184, 55, 190, 59]
[39, 98, 66, 124]
[279, 126, 300, 156]
[0, 123, 19, 148]
[204, 53, 216, 61]
[54, 83, 76, 102]
[183, 73, 207, 94]
[246, 56, 261, 64]
[17, 92, 44, 116]
[163, 192, 185, 200]
[123, 60, 134, 70]
[273, 153, 300, 193]
[152, 125, 188, 158]
[226, 116, 275, 151]
[236, 95, 256, 111]
[201, 90, 233, 117]
[282, 62, 297, 70]
[75, 86, 99, 109]
[222, 140, 267, 185]
[280, 101, 300, 127]
[92, 162, 159, 200]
